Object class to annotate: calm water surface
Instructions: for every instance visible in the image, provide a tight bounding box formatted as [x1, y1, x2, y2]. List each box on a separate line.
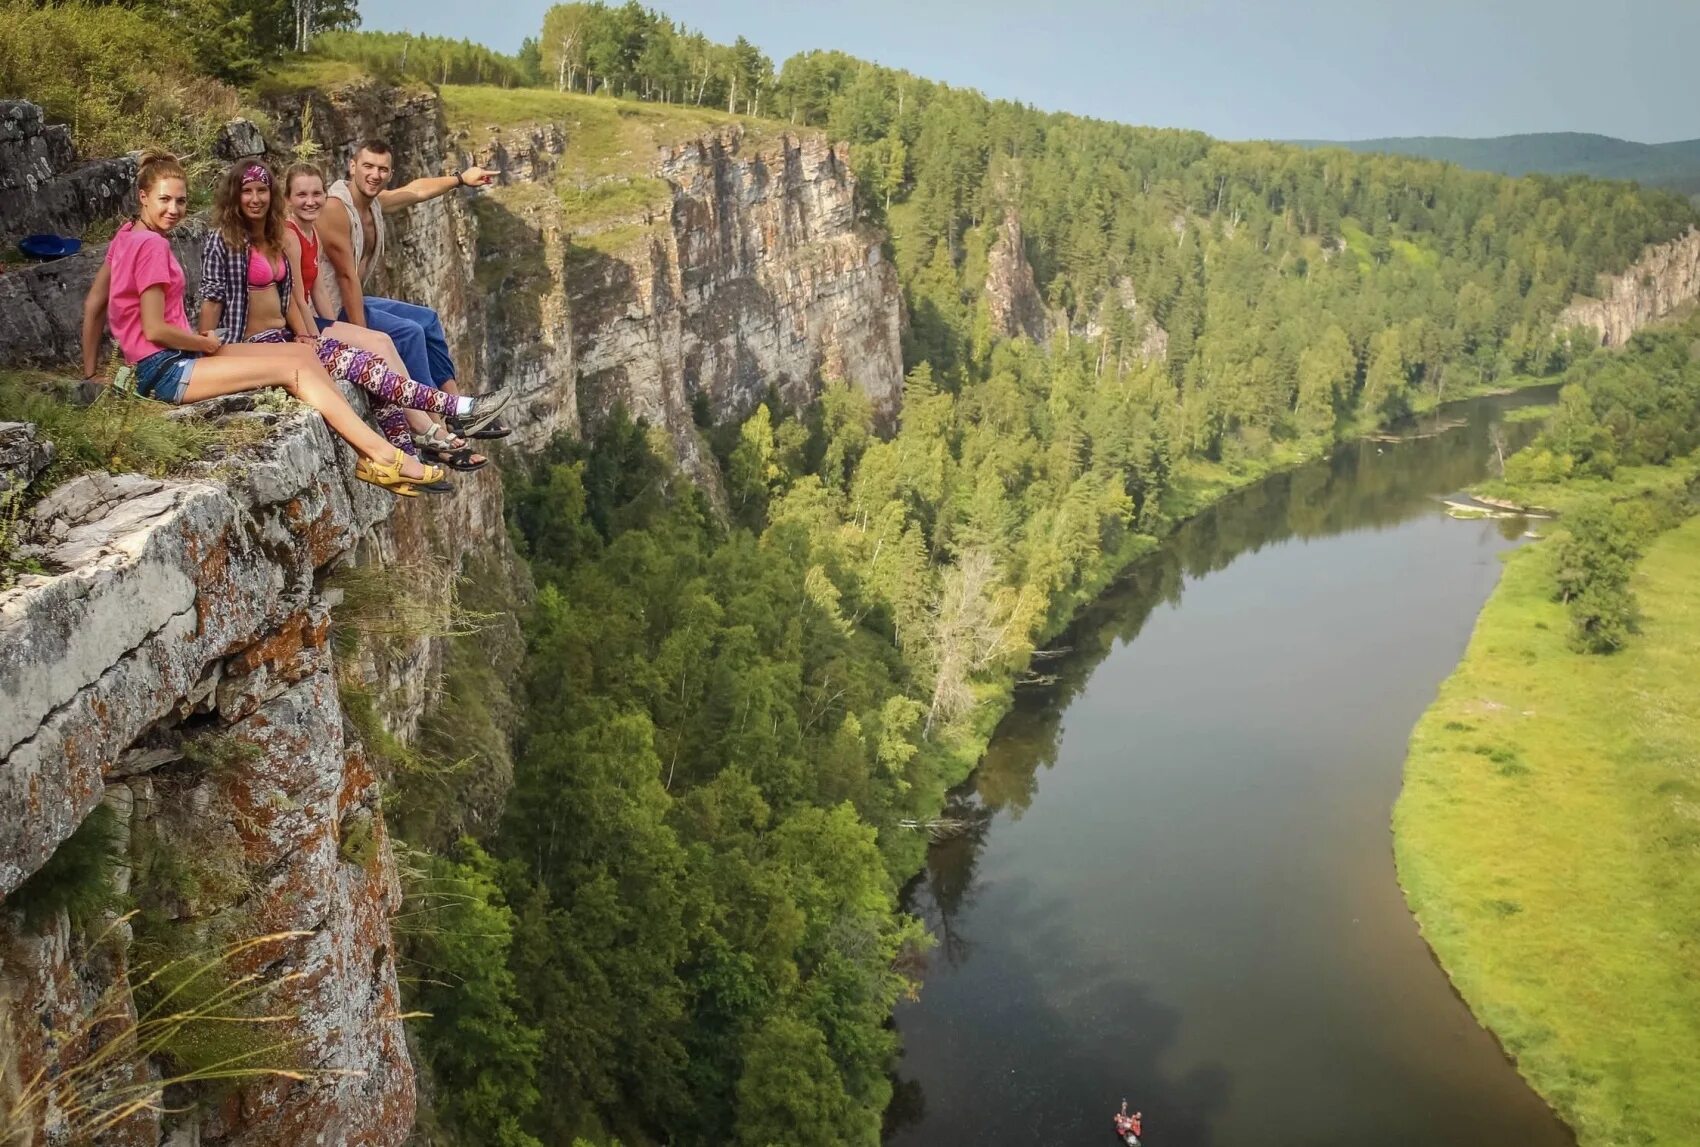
[888, 391, 1574, 1147]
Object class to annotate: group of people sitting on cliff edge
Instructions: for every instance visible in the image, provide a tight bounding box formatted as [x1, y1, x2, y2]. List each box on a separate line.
[80, 139, 515, 496]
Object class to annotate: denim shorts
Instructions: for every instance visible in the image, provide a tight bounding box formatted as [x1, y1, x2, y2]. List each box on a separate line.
[134, 348, 199, 404]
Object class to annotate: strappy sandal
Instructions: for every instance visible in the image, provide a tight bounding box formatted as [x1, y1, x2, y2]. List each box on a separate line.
[413, 426, 488, 472]
[354, 449, 450, 497]
[465, 417, 512, 441]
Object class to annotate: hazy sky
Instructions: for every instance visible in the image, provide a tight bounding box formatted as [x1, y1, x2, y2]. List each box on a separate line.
[355, 0, 1699, 143]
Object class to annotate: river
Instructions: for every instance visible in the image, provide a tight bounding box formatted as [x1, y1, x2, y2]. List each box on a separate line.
[887, 389, 1574, 1147]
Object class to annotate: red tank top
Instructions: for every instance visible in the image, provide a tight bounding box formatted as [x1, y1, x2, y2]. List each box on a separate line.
[287, 218, 320, 301]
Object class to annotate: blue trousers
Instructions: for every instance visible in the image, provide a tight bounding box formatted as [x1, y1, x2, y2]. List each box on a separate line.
[347, 296, 458, 387]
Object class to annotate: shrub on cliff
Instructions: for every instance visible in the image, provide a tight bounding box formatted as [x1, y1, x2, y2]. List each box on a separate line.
[0, 1, 240, 157]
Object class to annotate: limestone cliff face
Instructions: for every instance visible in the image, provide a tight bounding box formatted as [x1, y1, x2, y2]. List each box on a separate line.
[0, 412, 415, 1146]
[1559, 226, 1700, 346]
[481, 125, 904, 472]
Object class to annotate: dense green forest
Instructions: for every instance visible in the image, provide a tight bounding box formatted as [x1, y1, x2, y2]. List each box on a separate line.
[391, 12, 1700, 1146]
[309, 28, 541, 88]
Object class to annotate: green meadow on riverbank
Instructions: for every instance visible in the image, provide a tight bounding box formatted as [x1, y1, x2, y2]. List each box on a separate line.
[1395, 508, 1700, 1146]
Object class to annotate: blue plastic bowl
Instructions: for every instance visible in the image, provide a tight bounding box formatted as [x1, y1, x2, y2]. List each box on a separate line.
[18, 234, 82, 260]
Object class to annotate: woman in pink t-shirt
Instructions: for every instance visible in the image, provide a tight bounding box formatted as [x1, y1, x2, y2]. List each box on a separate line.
[79, 150, 447, 496]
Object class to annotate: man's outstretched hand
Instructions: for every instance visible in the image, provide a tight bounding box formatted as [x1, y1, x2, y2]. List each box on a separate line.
[460, 166, 495, 187]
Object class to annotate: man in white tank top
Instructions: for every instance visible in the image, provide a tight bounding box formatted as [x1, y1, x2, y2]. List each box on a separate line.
[319, 139, 495, 413]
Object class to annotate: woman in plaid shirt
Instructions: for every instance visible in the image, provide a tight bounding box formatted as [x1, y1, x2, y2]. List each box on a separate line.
[197, 160, 507, 474]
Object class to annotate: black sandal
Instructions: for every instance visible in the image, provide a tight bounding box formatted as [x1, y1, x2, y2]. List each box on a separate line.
[414, 428, 489, 471]
[465, 417, 512, 441]
[425, 445, 488, 472]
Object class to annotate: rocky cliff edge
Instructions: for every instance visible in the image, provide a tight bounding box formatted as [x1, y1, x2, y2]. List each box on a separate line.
[1560, 226, 1700, 346]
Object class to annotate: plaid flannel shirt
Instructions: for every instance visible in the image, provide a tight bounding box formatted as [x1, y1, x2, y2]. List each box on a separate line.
[199, 231, 293, 344]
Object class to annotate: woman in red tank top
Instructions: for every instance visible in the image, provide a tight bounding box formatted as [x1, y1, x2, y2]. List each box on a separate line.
[284, 162, 488, 471]
[288, 215, 320, 298]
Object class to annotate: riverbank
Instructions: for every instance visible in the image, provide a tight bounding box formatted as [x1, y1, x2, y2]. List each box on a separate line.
[918, 379, 1550, 819]
[1394, 512, 1700, 1146]
[893, 385, 1581, 1146]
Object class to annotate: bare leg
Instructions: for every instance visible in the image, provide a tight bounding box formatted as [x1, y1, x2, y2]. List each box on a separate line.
[320, 322, 406, 374]
[183, 345, 431, 481]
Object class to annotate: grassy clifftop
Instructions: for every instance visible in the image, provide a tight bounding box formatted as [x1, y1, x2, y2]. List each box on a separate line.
[441, 85, 792, 251]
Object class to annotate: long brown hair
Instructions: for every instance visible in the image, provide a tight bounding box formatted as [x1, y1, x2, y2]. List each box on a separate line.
[134, 149, 186, 216]
[212, 159, 287, 254]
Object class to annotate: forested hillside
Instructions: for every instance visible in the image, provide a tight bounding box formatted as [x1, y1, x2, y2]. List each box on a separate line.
[1293, 133, 1700, 198]
[397, 11, 1700, 1147]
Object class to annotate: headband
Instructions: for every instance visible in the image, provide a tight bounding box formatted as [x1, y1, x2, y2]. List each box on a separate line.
[242, 164, 271, 186]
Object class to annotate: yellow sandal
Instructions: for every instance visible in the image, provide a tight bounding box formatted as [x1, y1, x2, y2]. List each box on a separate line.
[354, 449, 447, 497]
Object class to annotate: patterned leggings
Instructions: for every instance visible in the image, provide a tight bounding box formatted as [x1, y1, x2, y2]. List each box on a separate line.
[248, 329, 454, 454]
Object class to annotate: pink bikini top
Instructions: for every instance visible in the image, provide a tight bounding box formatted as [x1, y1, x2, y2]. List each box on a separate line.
[247, 246, 285, 289]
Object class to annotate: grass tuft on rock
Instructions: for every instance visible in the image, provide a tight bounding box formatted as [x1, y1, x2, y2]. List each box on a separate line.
[3, 804, 124, 933]
[0, 373, 228, 484]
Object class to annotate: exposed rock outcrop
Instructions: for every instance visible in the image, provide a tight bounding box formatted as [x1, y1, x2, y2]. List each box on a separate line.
[0, 408, 415, 1145]
[0, 100, 135, 249]
[553, 128, 904, 475]
[214, 117, 268, 161]
[472, 121, 567, 186]
[1076, 276, 1168, 366]
[0, 421, 52, 495]
[984, 209, 1049, 343]
[1559, 226, 1700, 346]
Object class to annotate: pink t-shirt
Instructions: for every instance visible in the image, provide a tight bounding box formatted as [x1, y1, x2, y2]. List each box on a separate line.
[105, 221, 191, 363]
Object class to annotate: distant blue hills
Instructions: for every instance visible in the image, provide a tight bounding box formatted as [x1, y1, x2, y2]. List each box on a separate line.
[1289, 133, 1700, 198]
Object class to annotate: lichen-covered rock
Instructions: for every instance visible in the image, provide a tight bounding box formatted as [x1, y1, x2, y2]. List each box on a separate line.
[1559, 226, 1700, 346]
[170, 668, 412, 1147]
[0, 899, 157, 1147]
[0, 415, 392, 898]
[0, 421, 53, 495]
[0, 408, 416, 1146]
